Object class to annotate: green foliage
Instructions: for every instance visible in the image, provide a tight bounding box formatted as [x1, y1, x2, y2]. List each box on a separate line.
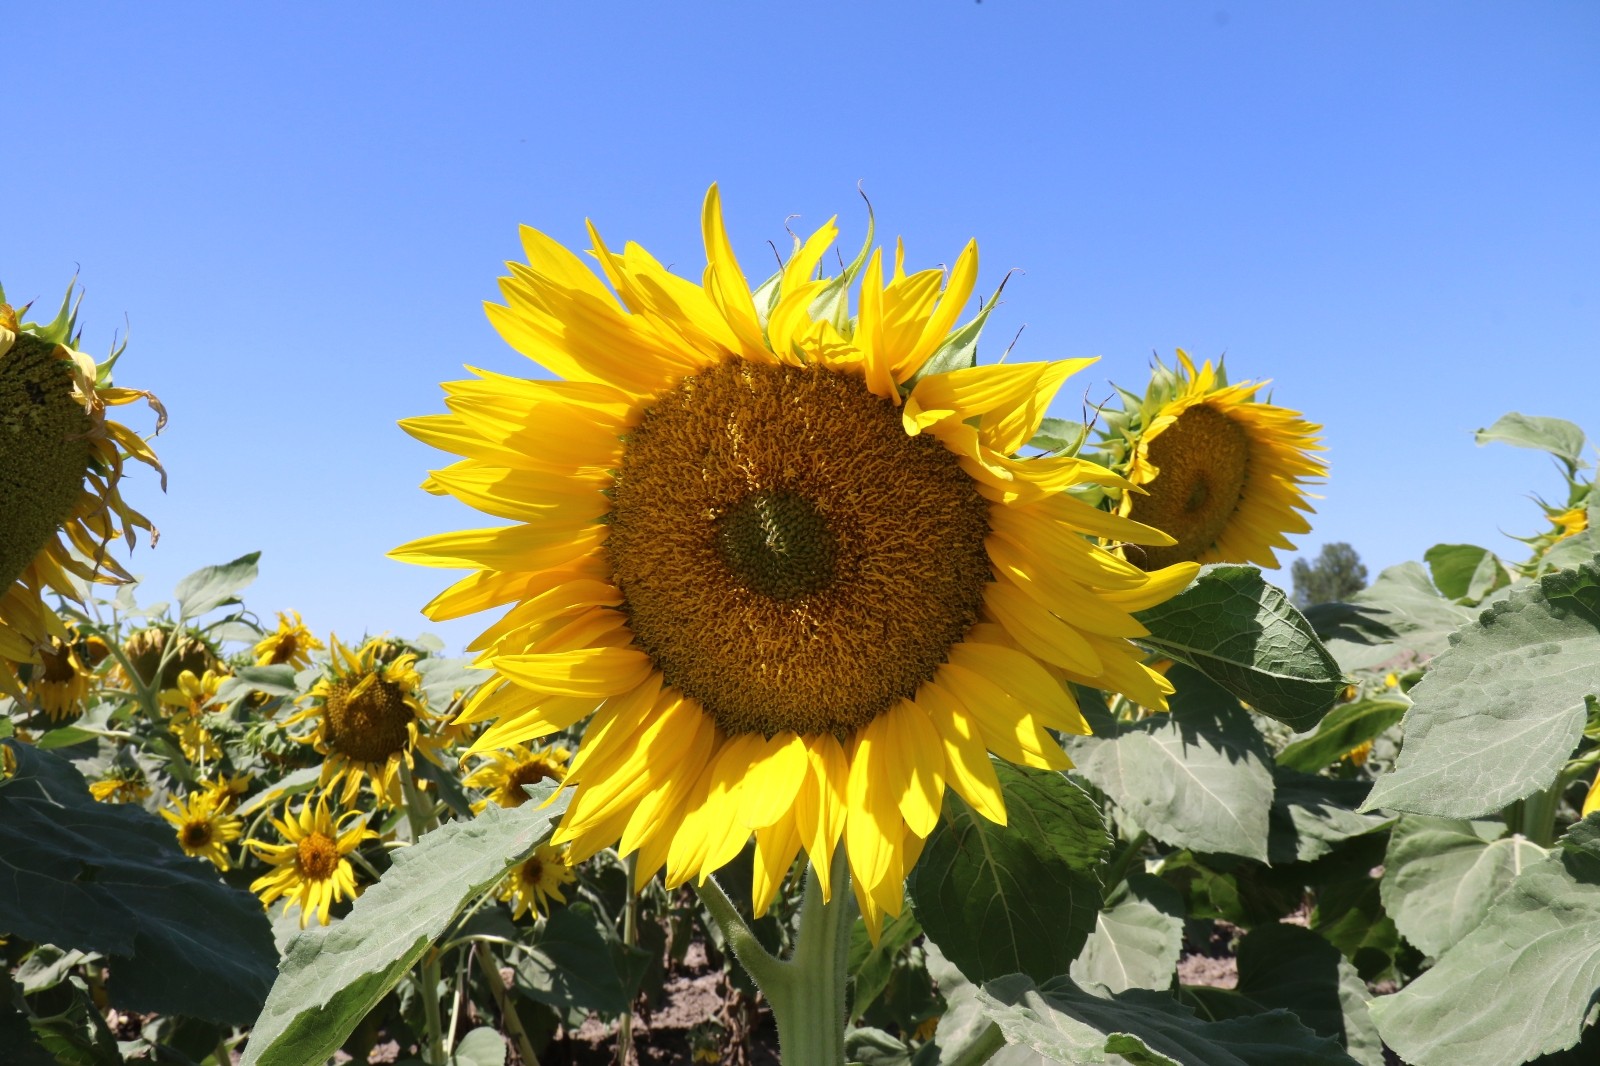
[1068, 875, 1183, 994]
[174, 551, 261, 620]
[1475, 412, 1589, 476]
[1232, 925, 1382, 1066]
[240, 787, 570, 1066]
[508, 902, 650, 1017]
[1423, 543, 1510, 604]
[1134, 564, 1346, 731]
[0, 741, 275, 1024]
[1291, 542, 1369, 608]
[910, 764, 1110, 985]
[1379, 816, 1546, 957]
[1363, 554, 1600, 817]
[1277, 697, 1408, 773]
[1319, 562, 1476, 672]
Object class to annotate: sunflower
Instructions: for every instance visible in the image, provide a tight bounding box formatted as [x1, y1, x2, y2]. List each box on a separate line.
[283, 636, 441, 806]
[1100, 350, 1324, 571]
[464, 743, 571, 812]
[253, 610, 324, 669]
[0, 288, 163, 697]
[118, 625, 220, 693]
[392, 187, 1199, 935]
[89, 764, 151, 804]
[202, 770, 255, 810]
[160, 667, 228, 764]
[498, 843, 576, 921]
[160, 791, 243, 870]
[247, 790, 377, 927]
[21, 631, 109, 722]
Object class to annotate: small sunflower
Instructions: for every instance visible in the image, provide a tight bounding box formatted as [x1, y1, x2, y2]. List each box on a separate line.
[0, 288, 163, 696]
[160, 791, 243, 869]
[394, 187, 1199, 934]
[247, 790, 377, 927]
[463, 743, 571, 812]
[20, 630, 108, 721]
[160, 667, 229, 764]
[253, 610, 324, 669]
[89, 764, 150, 804]
[1519, 489, 1593, 570]
[1100, 350, 1325, 570]
[498, 843, 576, 921]
[202, 770, 255, 810]
[284, 636, 441, 806]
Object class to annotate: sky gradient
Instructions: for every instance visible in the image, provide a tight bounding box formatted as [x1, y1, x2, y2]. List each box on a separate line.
[8, 1, 1598, 651]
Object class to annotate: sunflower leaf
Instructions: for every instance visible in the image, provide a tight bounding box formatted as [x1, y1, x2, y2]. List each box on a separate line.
[1423, 543, 1511, 604]
[1361, 555, 1600, 818]
[910, 764, 1110, 985]
[1368, 814, 1600, 1066]
[1233, 924, 1384, 1066]
[1277, 697, 1409, 773]
[1475, 412, 1588, 473]
[174, 551, 261, 620]
[1068, 875, 1184, 994]
[0, 741, 275, 1025]
[240, 788, 570, 1066]
[1133, 564, 1345, 731]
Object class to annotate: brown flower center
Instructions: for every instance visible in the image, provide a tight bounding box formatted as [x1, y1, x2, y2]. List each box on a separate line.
[323, 673, 414, 763]
[606, 361, 992, 737]
[1125, 402, 1251, 570]
[181, 821, 214, 849]
[296, 832, 339, 880]
[503, 760, 560, 806]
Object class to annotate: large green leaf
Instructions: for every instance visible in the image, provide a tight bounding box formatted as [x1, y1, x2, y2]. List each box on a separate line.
[974, 973, 1358, 1065]
[174, 552, 260, 620]
[1277, 697, 1409, 773]
[0, 741, 275, 1024]
[1369, 814, 1600, 1065]
[1380, 816, 1546, 957]
[910, 764, 1109, 985]
[1475, 412, 1588, 472]
[1423, 544, 1510, 604]
[0, 1004, 59, 1066]
[1068, 875, 1183, 994]
[1133, 564, 1345, 731]
[1310, 835, 1403, 982]
[850, 909, 923, 1023]
[1234, 925, 1382, 1066]
[915, 944, 1007, 1066]
[1362, 555, 1600, 817]
[1320, 563, 1475, 673]
[241, 788, 570, 1066]
[1267, 771, 1392, 865]
[1067, 667, 1276, 861]
[509, 901, 648, 1018]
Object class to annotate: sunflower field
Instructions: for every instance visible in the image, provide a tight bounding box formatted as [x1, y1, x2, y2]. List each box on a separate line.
[4, 192, 1600, 1066]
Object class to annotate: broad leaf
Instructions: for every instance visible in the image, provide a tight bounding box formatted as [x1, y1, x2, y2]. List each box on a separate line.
[0, 742, 275, 1024]
[910, 764, 1109, 984]
[850, 909, 922, 1022]
[0, 1004, 59, 1066]
[1379, 816, 1547, 957]
[214, 664, 300, 704]
[510, 901, 648, 1018]
[1369, 815, 1600, 1066]
[451, 1027, 507, 1066]
[974, 972, 1358, 1065]
[174, 552, 260, 620]
[1363, 555, 1600, 817]
[1069, 875, 1183, 994]
[919, 943, 1007, 1066]
[241, 788, 570, 1066]
[1234, 924, 1383, 1066]
[1277, 697, 1408, 773]
[1134, 564, 1344, 731]
[1475, 412, 1588, 472]
[1267, 771, 1392, 865]
[1423, 544, 1509, 604]
[1320, 563, 1475, 673]
[1310, 835, 1403, 982]
[1067, 667, 1276, 861]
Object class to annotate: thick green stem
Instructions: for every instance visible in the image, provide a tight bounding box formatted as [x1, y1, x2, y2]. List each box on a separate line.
[617, 854, 638, 1066]
[1517, 780, 1563, 848]
[693, 848, 854, 1066]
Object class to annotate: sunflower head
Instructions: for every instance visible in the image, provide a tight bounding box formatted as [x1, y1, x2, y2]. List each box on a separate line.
[396, 187, 1200, 935]
[499, 843, 576, 921]
[0, 284, 164, 691]
[253, 610, 324, 669]
[247, 790, 377, 927]
[463, 743, 571, 812]
[1100, 350, 1325, 570]
[285, 636, 438, 806]
[160, 791, 243, 869]
[89, 764, 150, 804]
[19, 628, 104, 721]
[1517, 484, 1593, 571]
[121, 626, 221, 693]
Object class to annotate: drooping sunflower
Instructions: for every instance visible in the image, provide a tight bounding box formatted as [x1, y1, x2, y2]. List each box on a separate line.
[0, 288, 164, 696]
[118, 625, 220, 693]
[160, 791, 244, 870]
[20, 630, 109, 722]
[202, 770, 255, 810]
[393, 187, 1199, 934]
[464, 743, 571, 813]
[282, 636, 441, 806]
[1099, 350, 1325, 571]
[247, 790, 377, 927]
[499, 843, 576, 921]
[253, 610, 324, 669]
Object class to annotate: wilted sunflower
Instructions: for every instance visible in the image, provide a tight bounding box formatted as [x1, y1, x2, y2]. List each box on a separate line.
[393, 187, 1199, 933]
[21, 631, 109, 721]
[0, 288, 163, 696]
[1100, 350, 1324, 571]
[464, 743, 571, 812]
[247, 790, 377, 927]
[160, 791, 243, 869]
[284, 636, 441, 806]
[253, 610, 324, 669]
[499, 843, 575, 920]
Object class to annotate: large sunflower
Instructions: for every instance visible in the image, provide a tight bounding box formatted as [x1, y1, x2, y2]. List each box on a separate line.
[0, 288, 164, 695]
[393, 187, 1199, 934]
[1103, 350, 1324, 570]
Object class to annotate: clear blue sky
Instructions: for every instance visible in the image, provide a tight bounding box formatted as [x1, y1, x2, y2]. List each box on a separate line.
[9, 2, 1598, 652]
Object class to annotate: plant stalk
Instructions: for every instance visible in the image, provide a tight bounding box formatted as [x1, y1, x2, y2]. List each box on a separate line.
[475, 943, 541, 1066]
[400, 764, 447, 1064]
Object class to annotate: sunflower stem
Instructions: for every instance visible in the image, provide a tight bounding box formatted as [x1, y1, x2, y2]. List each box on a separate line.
[475, 943, 542, 1066]
[399, 765, 447, 1064]
[617, 854, 638, 1066]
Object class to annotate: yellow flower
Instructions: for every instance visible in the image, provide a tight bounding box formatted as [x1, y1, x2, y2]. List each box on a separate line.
[0, 288, 163, 697]
[464, 744, 570, 813]
[253, 610, 324, 669]
[1344, 740, 1374, 767]
[498, 844, 575, 921]
[1106, 351, 1325, 570]
[202, 771, 254, 810]
[282, 636, 440, 807]
[247, 791, 377, 927]
[89, 765, 150, 804]
[159, 667, 228, 715]
[159, 668, 229, 764]
[1584, 774, 1600, 820]
[1551, 506, 1589, 540]
[160, 791, 243, 869]
[22, 631, 108, 722]
[392, 187, 1198, 936]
